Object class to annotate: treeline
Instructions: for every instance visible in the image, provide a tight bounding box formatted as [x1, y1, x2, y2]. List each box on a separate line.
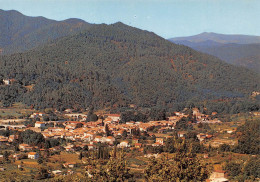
[118, 99, 259, 123]
[224, 157, 260, 181]
[120, 108, 167, 123]
[211, 119, 260, 155]
[144, 132, 205, 155]
[0, 129, 61, 149]
[144, 149, 209, 181]
[174, 99, 260, 116]
[233, 119, 260, 154]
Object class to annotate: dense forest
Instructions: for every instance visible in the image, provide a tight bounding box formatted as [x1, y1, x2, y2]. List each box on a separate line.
[234, 119, 260, 155]
[0, 22, 259, 111]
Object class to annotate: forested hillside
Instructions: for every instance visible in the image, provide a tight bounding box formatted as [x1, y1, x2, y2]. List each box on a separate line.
[0, 22, 259, 110]
[0, 9, 92, 54]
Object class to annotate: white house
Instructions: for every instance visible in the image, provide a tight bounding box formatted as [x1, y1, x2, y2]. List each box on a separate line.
[84, 132, 94, 140]
[13, 154, 23, 160]
[19, 144, 32, 151]
[3, 79, 10, 85]
[178, 131, 187, 138]
[28, 152, 39, 159]
[104, 136, 115, 145]
[94, 136, 103, 142]
[63, 162, 76, 168]
[65, 144, 76, 152]
[52, 170, 62, 175]
[82, 135, 92, 142]
[156, 138, 164, 145]
[64, 109, 72, 113]
[118, 140, 130, 148]
[35, 122, 45, 128]
[227, 130, 233, 134]
[106, 114, 120, 121]
[209, 171, 228, 182]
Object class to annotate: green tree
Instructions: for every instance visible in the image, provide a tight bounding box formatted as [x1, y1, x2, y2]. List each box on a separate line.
[145, 145, 209, 181]
[224, 157, 260, 181]
[3, 151, 9, 162]
[88, 151, 133, 181]
[82, 145, 88, 151]
[243, 157, 260, 180]
[37, 158, 43, 164]
[86, 106, 98, 122]
[105, 153, 133, 181]
[105, 124, 111, 136]
[234, 119, 260, 154]
[35, 167, 49, 180]
[122, 130, 127, 138]
[20, 129, 45, 146]
[219, 144, 231, 152]
[79, 151, 83, 160]
[224, 162, 242, 178]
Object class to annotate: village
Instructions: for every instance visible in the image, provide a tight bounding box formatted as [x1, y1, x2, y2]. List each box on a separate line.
[0, 108, 230, 150]
[0, 103, 255, 182]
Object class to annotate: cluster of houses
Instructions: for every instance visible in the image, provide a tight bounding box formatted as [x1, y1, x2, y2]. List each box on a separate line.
[29, 116, 178, 150]
[23, 113, 178, 144]
[0, 113, 181, 162]
[192, 108, 222, 124]
[0, 109, 224, 152]
[0, 135, 18, 144]
[1, 108, 225, 149]
[197, 133, 213, 142]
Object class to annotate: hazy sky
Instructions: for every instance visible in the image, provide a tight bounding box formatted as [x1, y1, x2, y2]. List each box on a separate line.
[1, 0, 260, 38]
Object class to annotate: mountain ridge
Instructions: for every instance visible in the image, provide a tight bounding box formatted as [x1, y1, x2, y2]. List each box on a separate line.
[169, 32, 260, 44]
[169, 33, 260, 72]
[0, 9, 92, 54]
[0, 22, 259, 110]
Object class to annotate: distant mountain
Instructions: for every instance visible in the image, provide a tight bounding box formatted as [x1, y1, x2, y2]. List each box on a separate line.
[234, 55, 260, 71]
[169, 32, 260, 44]
[172, 40, 224, 49]
[169, 33, 260, 72]
[195, 43, 260, 72]
[0, 22, 259, 110]
[0, 9, 92, 54]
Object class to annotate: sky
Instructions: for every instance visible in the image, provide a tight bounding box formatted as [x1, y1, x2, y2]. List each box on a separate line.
[1, 0, 260, 38]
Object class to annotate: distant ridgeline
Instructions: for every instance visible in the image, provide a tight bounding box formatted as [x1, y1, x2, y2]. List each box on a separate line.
[0, 11, 259, 112]
[169, 32, 260, 72]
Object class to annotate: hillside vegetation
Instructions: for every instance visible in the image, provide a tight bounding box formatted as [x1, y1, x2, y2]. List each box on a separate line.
[0, 22, 259, 111]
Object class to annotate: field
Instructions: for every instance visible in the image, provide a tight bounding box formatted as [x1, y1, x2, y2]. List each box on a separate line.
[0, 152, 84, 182]
[0, 102, 34, 120]
[0, 160, 38, 182]
[49, 152, 82, 164]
